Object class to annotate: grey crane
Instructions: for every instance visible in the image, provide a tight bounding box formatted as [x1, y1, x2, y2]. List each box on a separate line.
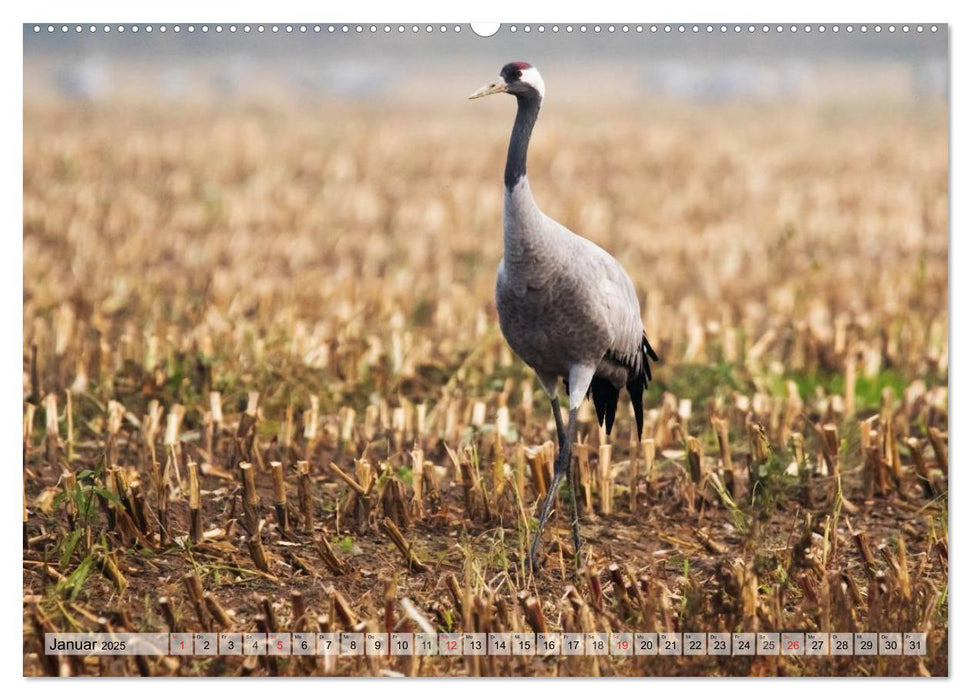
[470, 62, 659, 569]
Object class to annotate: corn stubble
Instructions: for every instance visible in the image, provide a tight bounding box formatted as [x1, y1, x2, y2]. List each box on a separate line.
[23, 98, 947, 676]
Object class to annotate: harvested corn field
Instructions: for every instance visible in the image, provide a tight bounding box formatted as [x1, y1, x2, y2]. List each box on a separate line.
[23, 87, 947, 676]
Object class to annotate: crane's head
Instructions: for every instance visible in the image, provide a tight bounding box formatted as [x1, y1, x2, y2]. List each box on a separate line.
[469, 62, 545, 101]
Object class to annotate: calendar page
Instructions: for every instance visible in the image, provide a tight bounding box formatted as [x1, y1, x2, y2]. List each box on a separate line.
[22, 19, 948, 679]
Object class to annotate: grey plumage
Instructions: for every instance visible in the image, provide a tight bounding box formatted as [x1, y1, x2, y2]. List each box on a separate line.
[471, 62, 659, 569]
[498, 178, 657, 431]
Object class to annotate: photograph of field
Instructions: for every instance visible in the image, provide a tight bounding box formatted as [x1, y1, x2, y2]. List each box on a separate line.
[22, 25, 948, 676]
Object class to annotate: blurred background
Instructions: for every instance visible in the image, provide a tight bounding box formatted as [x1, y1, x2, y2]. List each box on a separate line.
[25, 24, 947, 103]
[23, 24, 948, 425]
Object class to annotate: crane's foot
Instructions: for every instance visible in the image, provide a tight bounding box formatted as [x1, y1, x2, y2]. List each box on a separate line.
[527, 532, 582, 574]
[527, 524, 549, 571]
[527, 470, 565, 573]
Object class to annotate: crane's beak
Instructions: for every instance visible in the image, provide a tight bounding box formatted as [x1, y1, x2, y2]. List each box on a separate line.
[469, 77, 507, 99]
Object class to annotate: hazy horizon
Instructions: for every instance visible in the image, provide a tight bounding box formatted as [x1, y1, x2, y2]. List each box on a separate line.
[24, 23, 948, 105]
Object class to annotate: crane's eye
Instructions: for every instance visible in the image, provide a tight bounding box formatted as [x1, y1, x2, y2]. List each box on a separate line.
[514, 70, 522, 79]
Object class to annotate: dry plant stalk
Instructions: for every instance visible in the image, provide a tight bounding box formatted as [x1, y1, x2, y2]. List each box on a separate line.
[543, 440, 556, 484]
[789, 432, 810, 506]
[747, 422, 769, 492]
[129, 481, 152, 537]
[863, 442, 884, 498]
[315, 535, 347, 575]
[44, 393, 59, 470]
[291, 590, 311, 632]
[60, 470, 78, 529]
[65, 391, 74, 461]
[333, 459, 375, 533]
[158, 596, 178, 632]
[711, 417, 740, 499]
[296, 460, 314, 531]
[452, 445, 488, 521]
[187, 460, 202, 542]
[844, 348, 858, 418]
[525, 446, 549, 504]
[598, 443, 613, 515]
[422, 459, 442, 512]
[339, 406, 356, 449]
[232, 394, 258, 469]
[409, 448, 425, 519]
[444, 573, 464, 615]
[882, 419, 904, 492]
[23, 402, 36, 465]
[184, 572, 211, 631]
[819, 423, 857, 513]
[908, 438, 937, 498]
[686, 436, 703, 484]
[820, 423, 839, 477]
[259, 596, 280, 632]
[106, 400, 123, 468]
[693, 528, 727, 555]
[331, 587, 361, 628]
[513, 442, 526, 505]
[928, 427, 948, 474]
[281, 403, 294, 451]
[209, 391, 223, 433]
[781, 381, 804, 444]
[494, 409, 508, 499]
[859, 418, 873, 454]
[642, 438, 656, 499]
[95, 547, 126, 592]
[301, 395, 319, 444]
[30, 605, 60, 676]
[654, 393, 676, 447]
[379, 517, 428, 573]
[239, 462, 261, 535]
[608, 564, 634, 620]
[245, 533, 272, 573]
[520, 594, 548, 634]
[152, 458, 168, 544]
[853, 530, 879, 581]
[270, 461, 288, 534]
[379, 473, 411, 529]
[254, 615, 278, 676]
[327, 460, 365, 494]
[203, 591, 233, 629]
[163, 405, 185, 488]
[106, 466, 153, 548]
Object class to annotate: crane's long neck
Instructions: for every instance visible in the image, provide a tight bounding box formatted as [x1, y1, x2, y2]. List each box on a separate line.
[502, 92, 546, 272]
[504, 93, 541, 189]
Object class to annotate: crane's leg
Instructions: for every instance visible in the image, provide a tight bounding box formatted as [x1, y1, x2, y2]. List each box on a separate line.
[528, 365, 594, 571]
[528, 407, 576, 569]
[550, 396, 567, 449]
[536, 373, 566, 448]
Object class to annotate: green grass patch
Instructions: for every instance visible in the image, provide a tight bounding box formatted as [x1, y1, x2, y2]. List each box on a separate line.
[774, 367, 915, 411]
[653, 362, 748, 403]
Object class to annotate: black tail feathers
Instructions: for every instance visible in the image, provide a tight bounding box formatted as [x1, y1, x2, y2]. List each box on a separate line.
[642, 334, 660, 378]
[590, 377, 620, 435]
[591, 332, 660, 440]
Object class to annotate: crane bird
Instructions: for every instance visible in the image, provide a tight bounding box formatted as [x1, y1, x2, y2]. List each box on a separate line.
[470, 62, 659, 570]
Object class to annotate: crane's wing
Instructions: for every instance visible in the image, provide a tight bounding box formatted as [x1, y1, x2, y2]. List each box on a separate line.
[579, 237, 660, 439]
